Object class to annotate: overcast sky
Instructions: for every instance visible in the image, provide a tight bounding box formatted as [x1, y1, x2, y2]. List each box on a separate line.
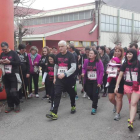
[30, 0, 95, 10]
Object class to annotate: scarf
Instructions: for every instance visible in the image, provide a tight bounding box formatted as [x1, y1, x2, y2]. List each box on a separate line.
[30, 53, 38, 62]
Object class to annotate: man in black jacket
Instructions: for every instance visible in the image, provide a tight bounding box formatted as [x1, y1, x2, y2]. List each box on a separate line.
[0, 42, 21, 113]
[17, 44, 30, 101]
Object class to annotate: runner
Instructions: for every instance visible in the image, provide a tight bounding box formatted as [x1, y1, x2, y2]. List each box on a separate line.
[98, 46, 110, 97]
[0, 42, 21, 113]
[82, 49, 104, 115]
[115, 49, 140, 131]
[17, 44, 30, 101]
[79, 47, 90, 97]
[46, 40, 76, 120]
[28, 46, 41, 98]
[68, 44, 79, 100]
[129, 43, 140, 61]
[42, 54, 55, 108]
[108, 46, 124, 121]
[39, 46, 50, 99]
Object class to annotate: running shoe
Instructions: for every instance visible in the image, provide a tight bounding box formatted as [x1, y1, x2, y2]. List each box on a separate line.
[15, 105, 20, 113]
[48, 99, 52, 103]
[91, 108, 96, 115]
[42, 95, 47, 99]
[102, 93, 107, 97]
[87, 96, 90, 100]
[83, 92, 87, 98]
[75, 95, 79, 100]
[28, 93, 34, 98]
[105, 82, 110, 87]
[114, 113, 120, 121]
[35, 94, 39, 98]
[128, 121, 133, 131]
[46, 112, 58, 120]
[71, 106, 76, 114]
[5, 106, 14, 113]
[113, 105, 116, 113]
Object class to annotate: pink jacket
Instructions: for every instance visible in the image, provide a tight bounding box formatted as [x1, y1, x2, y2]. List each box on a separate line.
[82, 59, 104, 85]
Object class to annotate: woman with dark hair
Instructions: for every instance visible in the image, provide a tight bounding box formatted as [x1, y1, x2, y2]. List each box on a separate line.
[42, 54, 55, 108]
[39, 46, 50, 99]
[98, 46, 110, 97]
[82, 49, 104, 115]
[108, 46, 124, 121]
[115, 49, 140, 131]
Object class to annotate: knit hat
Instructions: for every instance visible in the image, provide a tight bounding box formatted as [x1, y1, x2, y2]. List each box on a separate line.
[112, 57, 121, 64]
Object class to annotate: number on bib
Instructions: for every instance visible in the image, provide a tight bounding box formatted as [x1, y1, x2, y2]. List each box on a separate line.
[88, 71, 97, 80]
[126, 71, 137, 82]
[58, 66, 68, 75]
[107, 66, 117, 78]
[5, 65, 12, 74]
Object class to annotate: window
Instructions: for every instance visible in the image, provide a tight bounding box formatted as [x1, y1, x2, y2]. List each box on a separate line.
[74, 41, 79, 47]
[79, 11, 85, 19]
[74, 12, 79, 20]
[85, 11, 91, 19]
[64, 14, 69, 21]
[101, 14, 117, 32]
[54, 16, 58, 22]
[69, 13, 74, 21]
[83, 42, 90, 47]
[134, 20, 140, 32]
[120, 18, 132, 33]
[24, 10, 91, 26]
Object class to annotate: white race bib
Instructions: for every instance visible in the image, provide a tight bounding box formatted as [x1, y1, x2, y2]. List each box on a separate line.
[5, 65, 12, 74]
[126, 71, 138, 82]
[88, 71, 97, 80]
[58, 66, 68, 75]
[107, 66, 118, 78]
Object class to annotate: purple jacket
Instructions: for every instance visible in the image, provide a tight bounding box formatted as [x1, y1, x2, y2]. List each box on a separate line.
[28, 53, 41, 74]
[82, 59, 104, 85]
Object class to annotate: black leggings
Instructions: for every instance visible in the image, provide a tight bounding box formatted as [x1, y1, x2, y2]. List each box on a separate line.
[29, 73, 39, 94]
[103, 74, 108, 93]
[52, 78, 76, 114]
[4, 74, 20, 107]
[86, 81, 99, 109]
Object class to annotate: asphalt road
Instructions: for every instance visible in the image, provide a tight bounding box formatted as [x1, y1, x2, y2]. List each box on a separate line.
[0, 82, 140, 140]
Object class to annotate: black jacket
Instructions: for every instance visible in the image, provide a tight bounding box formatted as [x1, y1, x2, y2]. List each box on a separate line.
[39, 55, 48, 73]
[17, 52, 30, 74]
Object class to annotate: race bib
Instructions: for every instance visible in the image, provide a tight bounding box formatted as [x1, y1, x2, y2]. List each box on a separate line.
[126, 71, 138, 82]
[107, 66, 117, 78]
[88, 71, 97, 80]
[5, 65, 12, 74]
[58, 66, 68, 75]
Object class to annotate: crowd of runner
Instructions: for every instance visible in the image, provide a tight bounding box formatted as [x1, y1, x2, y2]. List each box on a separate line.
[0, 40, 140, 132]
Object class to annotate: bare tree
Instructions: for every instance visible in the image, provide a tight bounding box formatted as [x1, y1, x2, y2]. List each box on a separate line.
[109, 33, 125, 45]
[129, 30, 140, 44]
[14, 0, 41, 50]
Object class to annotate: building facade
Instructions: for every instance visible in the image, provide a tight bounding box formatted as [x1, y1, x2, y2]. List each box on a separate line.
[19, 1, 140, 53]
